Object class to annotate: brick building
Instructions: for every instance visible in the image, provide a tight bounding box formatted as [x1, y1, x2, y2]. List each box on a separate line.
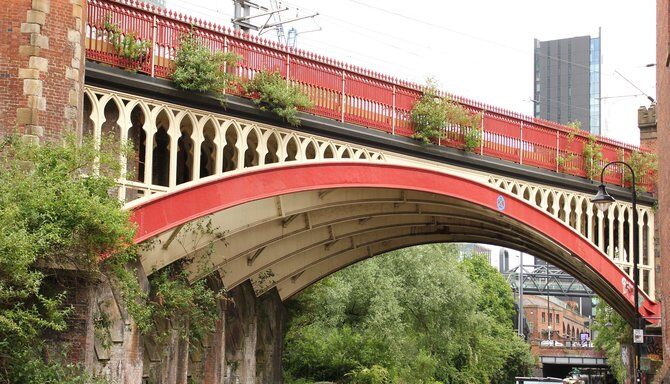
[524, 295, 591, 343]
[657, 0, 670, 380]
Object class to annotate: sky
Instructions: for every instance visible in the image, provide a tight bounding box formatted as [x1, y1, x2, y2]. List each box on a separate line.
[166, 0, 656, 144]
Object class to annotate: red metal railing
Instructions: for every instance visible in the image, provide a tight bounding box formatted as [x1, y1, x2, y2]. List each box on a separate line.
[85, 0, 655, 191]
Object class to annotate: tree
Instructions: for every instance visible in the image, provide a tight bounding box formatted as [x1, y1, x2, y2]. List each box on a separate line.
[593, 302, 630, 383]
[283, 244, 534, 384]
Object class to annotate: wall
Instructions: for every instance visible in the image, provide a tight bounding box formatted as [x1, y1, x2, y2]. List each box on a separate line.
[657, 0, 670, 381]
[0, 0, 86, 141]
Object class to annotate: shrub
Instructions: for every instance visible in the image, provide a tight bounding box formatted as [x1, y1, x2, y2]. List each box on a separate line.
[244, 70, 314, 126]
[172, 31, 240, 96]
[410, 80, 480, 149]
[104, 19, 151, 64]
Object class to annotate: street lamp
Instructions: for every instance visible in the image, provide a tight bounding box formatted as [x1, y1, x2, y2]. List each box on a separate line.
[590, 161, 643, 383]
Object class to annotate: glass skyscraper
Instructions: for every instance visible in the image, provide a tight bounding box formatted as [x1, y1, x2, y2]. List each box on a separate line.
[533, 33, 601, 135]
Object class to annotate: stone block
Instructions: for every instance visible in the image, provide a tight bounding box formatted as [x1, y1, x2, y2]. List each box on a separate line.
[19, 45, 40, 57]
[64, 106, 78, 120]
[16, 108, 39, 125]
[71, 57, 80, 69]
[65, 67, 79, 81]
[26, 10, 46, 25]
[20, 23, 40, 34]
[27, 125, 44, 136]
[20, 134, 40, 145]
[27, 95, 46, 111]
[18, 68, 40, 79]
[68, 89, 78, 106]
[30, 33, 49, 49]
[31, 0, 50, 13]
[28, 56, 48, 72]
[23, 79, 43, 96]
[72, 4, 82, 19]
[67, 29, 80, 44]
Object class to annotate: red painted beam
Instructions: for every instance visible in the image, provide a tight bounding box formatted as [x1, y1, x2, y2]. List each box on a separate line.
[128, 162, 660, 320]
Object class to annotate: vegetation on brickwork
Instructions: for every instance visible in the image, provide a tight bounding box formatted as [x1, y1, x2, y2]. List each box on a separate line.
[411, 80, 481, 150]
[244, 70, 314, 126]
[0, 135, 225, 381]
[592, 302, 630, 383]
[172, 31, 241, 97]
[104, 19, 151, 64]
[0, 134, 133, 382]
[283, 245, 534, 384]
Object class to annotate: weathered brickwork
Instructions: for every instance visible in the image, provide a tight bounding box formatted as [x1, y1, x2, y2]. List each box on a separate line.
[0, 0, 86, 141]
[657, 0, 670, 381]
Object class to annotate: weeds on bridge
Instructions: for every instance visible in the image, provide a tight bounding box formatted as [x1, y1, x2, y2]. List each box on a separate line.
[410, 79, 481, 151]
[172, 30, 241, 99]
[243, 70, 314, 126]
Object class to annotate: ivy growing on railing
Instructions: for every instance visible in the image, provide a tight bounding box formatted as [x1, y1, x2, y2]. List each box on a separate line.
[243, 70, 314, 126]
[104, 18, 151, 65]
[172, 31, 241, 98]
[410, 79, 481, 151]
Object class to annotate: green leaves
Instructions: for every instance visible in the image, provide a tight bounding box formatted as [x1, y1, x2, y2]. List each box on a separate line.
[172, 31, 240, 96]
[410, 79, 481, 149]
[283, 244, 533, 384]
[0, 135, 136, 382]
[593, 303, 630, 383]
[244, 70, 314, 126]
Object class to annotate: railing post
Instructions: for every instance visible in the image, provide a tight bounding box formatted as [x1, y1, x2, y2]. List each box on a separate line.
[223, 35, 229, 95]
[479, 111, 485, 156]
[150, 14, 157, 77]
[555, 130, 560, 172]
[519, 121, 524, 165]
[391, 84, 396, 135]
[286, 52, 291, 84]
[341, 69, 346, 123]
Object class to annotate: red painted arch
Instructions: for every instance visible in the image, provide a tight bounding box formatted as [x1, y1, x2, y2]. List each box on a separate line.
[128, 162, 660, 320]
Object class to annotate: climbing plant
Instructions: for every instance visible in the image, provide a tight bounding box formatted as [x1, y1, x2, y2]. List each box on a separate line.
[172, 30, 240, 97]
[593, 303, 630, 383]
[0, 134, 134, 382]
[243, 70, 314, 126]
[104, 18, 151, 64]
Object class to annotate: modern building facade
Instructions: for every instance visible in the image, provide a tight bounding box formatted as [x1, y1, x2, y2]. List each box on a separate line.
[533, 33, 601, 135]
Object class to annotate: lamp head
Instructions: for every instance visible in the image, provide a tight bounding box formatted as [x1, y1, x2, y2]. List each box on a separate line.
[591, 184, 616, 212]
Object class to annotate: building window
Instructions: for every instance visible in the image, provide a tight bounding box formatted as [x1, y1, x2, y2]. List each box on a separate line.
[556, 314, 560, 323]
[542, 312, 546, 323]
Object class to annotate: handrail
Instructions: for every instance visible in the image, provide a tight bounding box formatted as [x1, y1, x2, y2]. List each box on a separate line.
[84, 0, 655, 192]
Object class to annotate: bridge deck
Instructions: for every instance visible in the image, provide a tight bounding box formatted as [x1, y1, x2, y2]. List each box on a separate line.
[85, 0, 655, 192]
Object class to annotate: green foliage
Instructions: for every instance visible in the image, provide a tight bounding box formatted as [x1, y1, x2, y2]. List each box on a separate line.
[626, 151, 658, 193]
[146, 262, 224, 347]
[283, 244, 534, 384]
[172, 31, 240, 97]
[462, 125, 482, 153]
[593, 303, 630, 383]
[346, 365, 391, 384]
[556, 121, 580, 171]
[583, 134, 603, 179]
[410, 80, 480, 149]
[104, 19, 151, 63]
[0, 135, 135, 382]
[244, 70, 314, 126]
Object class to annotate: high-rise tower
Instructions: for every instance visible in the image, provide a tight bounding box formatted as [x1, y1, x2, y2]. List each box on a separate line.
[533, 32, 601, 135]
